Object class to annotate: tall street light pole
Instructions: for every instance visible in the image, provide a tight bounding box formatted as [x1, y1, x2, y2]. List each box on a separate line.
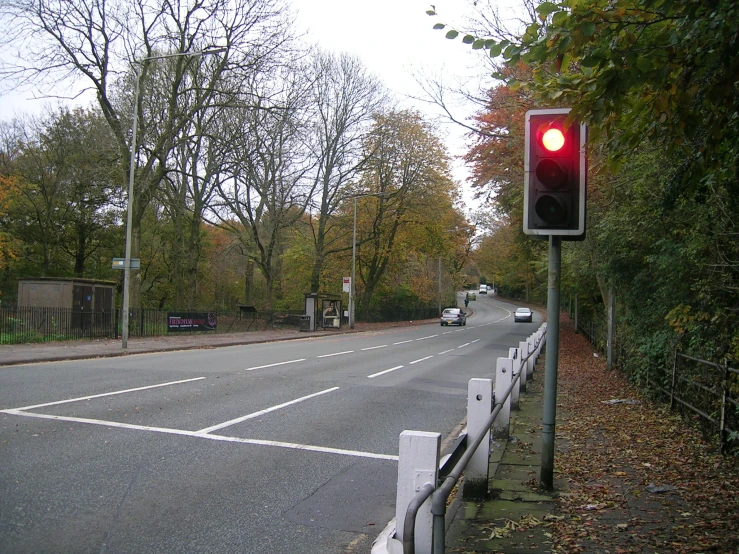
[122, 47, 224, 349]
[350, 192, 387, 329]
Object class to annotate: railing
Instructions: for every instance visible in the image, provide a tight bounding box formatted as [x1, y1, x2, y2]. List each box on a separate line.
[374, 323, 547, 554]
[0, 306, 307, 344]
[573, 309, 738, 454]
[649, 352, 738, 453]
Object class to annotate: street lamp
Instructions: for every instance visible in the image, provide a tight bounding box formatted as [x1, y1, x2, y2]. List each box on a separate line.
[349, 192, 387, 329]
[122, 47, 225, 348]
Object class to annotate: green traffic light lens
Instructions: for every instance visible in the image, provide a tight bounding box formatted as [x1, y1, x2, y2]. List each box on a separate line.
[535, 195, 568, 224]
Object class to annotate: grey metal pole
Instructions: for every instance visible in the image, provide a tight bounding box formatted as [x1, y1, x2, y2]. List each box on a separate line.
[540, 235, 561, 490]
[122, 66, 141, 349]
[607, 286, 615, 370]
[350, 197, 357, 329]
[120, 48, 225, 349]
[438, 256, 441, 313]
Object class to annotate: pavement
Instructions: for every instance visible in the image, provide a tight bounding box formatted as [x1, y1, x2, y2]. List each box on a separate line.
[0, 317, 558, 553]
[0, 325, 344, 366]
[444, 356, 561, 553]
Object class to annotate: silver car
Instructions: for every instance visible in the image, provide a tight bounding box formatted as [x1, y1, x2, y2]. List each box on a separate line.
[514, 308, 533, 322]
[440, 308, 466, 326]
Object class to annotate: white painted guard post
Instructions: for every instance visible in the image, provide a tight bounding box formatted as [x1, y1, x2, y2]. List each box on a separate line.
[494, 357, 513, 439]
[519, 340, 530, 391]
[509, 347, 521, 410]
[396, 430, 440, 552]
[527, 336, 536, 380]
[463, 378, 493, 498]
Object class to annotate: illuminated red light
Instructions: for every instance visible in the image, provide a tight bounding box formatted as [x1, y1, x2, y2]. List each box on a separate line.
[542, 128, 565, 152]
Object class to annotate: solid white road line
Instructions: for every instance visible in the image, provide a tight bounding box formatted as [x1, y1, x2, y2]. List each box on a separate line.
[9, 377, 207, 411]
[0, 409, 397, 461]
[367, 365, 404, 379]
[195, 387, 339, 434]
[246, 359, 306, 371]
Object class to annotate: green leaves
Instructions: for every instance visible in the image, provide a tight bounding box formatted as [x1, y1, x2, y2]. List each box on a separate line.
[536, 1, 560, 19]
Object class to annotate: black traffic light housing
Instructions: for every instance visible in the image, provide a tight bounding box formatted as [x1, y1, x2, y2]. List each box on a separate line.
[524, 108, 586, 238]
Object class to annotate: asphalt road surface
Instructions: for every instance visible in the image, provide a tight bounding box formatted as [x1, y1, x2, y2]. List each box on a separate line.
[0, 294, 539, 554]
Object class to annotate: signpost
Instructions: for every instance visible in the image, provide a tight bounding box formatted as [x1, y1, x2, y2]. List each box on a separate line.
[112, 258, 140, 270]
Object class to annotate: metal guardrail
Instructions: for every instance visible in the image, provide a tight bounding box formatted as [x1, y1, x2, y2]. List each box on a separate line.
[401, 327, 546, 554]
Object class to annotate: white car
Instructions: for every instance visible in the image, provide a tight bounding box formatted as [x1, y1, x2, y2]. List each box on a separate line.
[514, 308, 533, 322]
[478, 286, 487, 294]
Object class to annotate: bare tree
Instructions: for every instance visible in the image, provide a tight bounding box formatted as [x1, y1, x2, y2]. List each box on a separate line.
[214, 62, 315, 309]
[0, 0, 294, 308]
[305, 50, 386, 293]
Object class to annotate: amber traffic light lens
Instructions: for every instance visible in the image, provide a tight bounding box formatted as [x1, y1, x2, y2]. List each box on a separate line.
[535, 159, 567, 189]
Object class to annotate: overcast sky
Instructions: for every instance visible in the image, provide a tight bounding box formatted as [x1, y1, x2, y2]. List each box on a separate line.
[0, 0, 496, 208]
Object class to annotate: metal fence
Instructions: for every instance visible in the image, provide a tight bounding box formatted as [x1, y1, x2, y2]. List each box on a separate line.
[574, 312, 738, 453]
[649, 353, 738, 453]
[0, 306, 305, 344]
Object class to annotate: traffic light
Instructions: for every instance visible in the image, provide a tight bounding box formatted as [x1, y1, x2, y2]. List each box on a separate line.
[523, 108, 586, 238]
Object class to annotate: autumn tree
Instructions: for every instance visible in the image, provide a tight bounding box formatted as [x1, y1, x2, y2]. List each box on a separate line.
[3, 108, 119, 277]
[432, 0, 739, 365]
[353, 110, 458, 319]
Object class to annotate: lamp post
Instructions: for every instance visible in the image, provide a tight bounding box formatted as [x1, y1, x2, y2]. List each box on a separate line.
[122, 47, 224, 348]
[438, 255, 442, 314]
[349, 192, 387, 329]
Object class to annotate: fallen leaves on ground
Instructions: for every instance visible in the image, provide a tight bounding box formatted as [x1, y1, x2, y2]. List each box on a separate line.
[551, 314, 739, 553]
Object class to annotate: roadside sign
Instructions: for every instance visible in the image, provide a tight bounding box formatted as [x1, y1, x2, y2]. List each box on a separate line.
[343, 276, 351, 293]
[112, 258, 140, 270]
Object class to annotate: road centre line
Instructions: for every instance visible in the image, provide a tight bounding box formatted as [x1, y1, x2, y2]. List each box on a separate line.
[409, 356, 433, 365]
[458, 342, 471, 348]
[361, 345, 387, 351]
[393, 340, 413, 345]
[367, 365, 404, 379]
[437, 349, 454, 355]
[196, 387, 339, 434]
[0, 409, 397, 461]
[415, 334, 438, 341]
[317, 350, 354, 358]
[8, 377, 207, 411]
[246, 359, 306, 371]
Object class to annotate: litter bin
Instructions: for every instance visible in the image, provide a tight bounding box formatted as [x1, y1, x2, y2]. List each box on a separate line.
[299, 315, 311, 331]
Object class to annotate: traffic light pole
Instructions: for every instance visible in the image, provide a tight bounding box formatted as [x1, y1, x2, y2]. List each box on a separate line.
[540, 234, 561, 490]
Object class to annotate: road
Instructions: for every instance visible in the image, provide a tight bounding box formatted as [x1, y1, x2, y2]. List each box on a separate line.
[0, 294, 539, 554]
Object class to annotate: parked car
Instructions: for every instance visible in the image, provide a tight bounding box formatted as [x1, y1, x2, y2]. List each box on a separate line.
[514, 307, 533, 322]
[440, 307, 467, 326]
